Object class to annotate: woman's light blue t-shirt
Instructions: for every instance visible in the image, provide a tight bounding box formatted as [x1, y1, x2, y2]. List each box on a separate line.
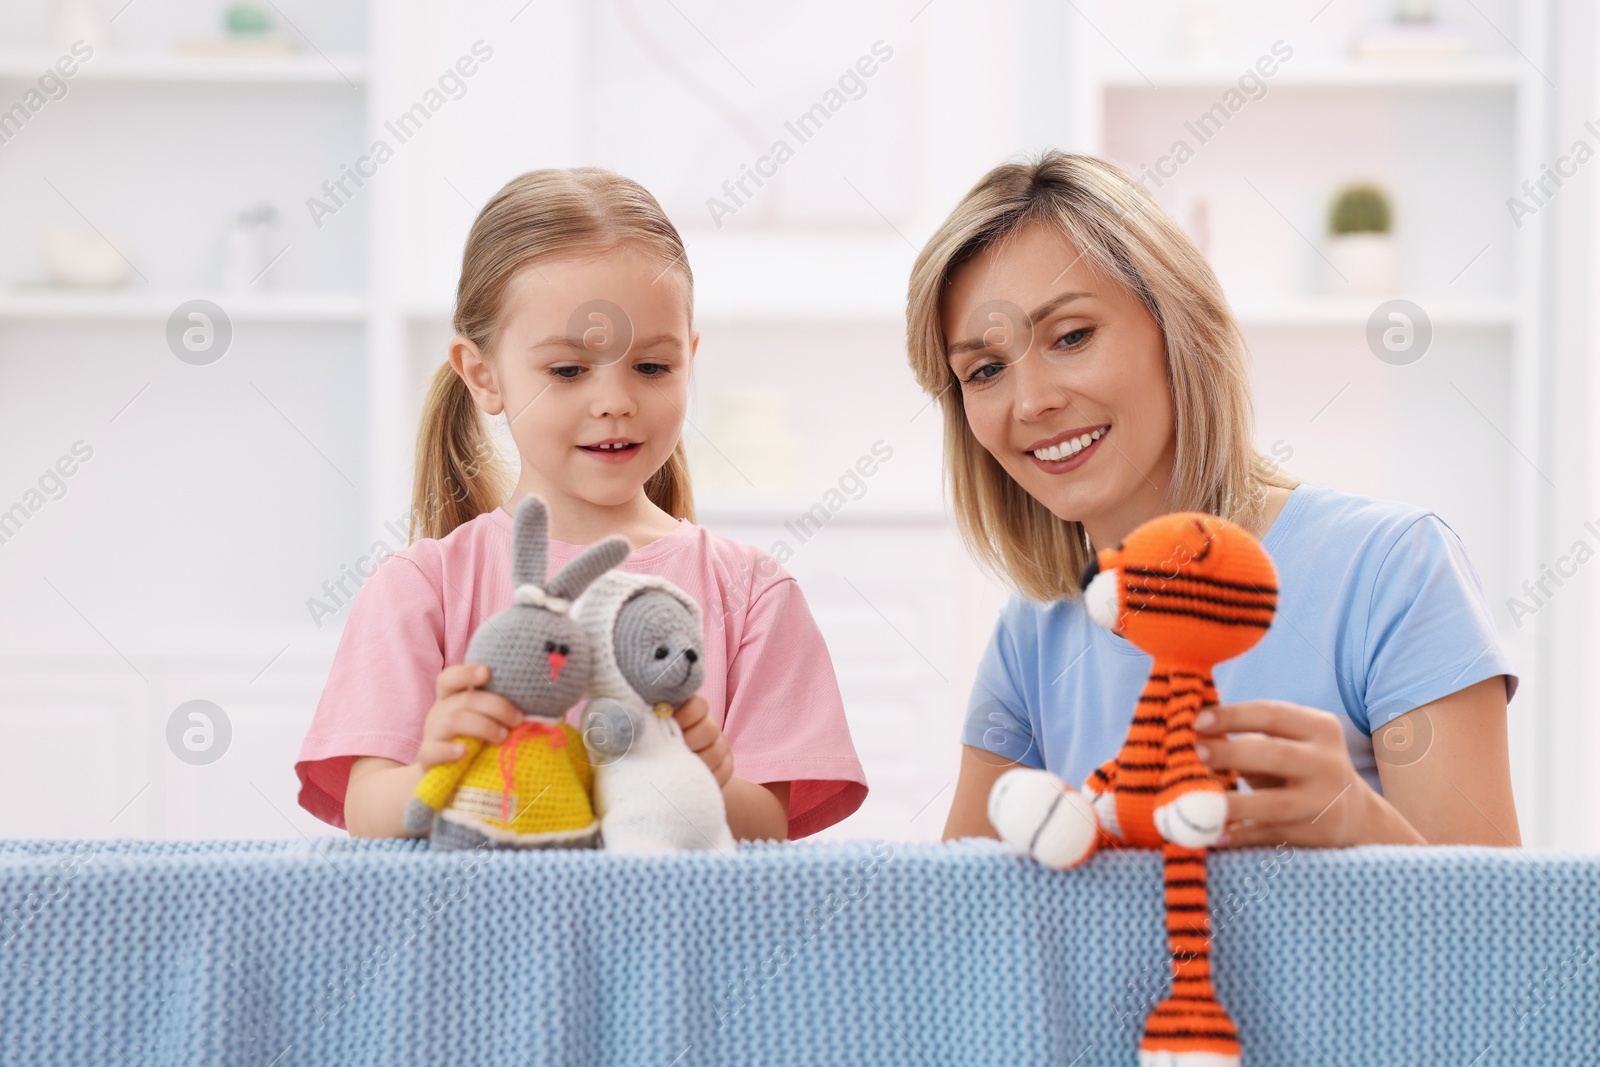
[963, 483, 1519, 796]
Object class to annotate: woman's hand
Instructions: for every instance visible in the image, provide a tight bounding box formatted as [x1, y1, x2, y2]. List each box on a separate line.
[416, 663, 525, 771]
[1195, 699, 1425, 849]
[674, 694, 733, 787]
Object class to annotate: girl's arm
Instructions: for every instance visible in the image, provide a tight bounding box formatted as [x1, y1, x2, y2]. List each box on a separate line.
[674, 695, 791, 841]
[725, 779, 789, 842]
[942, 745, 1023, 841]
[346, 756, 425, 838]
[344, 663, 527, 839]
[1197, 674, 1519, 848]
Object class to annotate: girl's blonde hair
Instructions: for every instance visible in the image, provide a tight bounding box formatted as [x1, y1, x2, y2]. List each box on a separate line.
[411, 167, 697, 542]
[906, 149, 1298, 602]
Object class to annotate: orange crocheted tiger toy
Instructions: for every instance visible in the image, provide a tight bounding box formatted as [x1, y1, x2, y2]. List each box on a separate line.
[988, 512, 1278, 1067]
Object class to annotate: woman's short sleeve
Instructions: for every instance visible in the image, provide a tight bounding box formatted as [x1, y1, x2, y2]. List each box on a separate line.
[294, 557, 445, 829]
[1360, 513, 1519, 732]
[961, 600, 1045, 768]
[718, 575, 868, 839]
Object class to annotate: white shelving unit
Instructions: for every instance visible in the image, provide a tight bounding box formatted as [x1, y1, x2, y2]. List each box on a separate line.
[0, 0, 1577, 847]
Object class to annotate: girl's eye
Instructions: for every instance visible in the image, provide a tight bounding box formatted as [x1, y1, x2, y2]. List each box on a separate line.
[550, 366, 583, 380]
[635, 362, 670, 377]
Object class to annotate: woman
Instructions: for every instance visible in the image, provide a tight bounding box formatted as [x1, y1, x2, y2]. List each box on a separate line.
[910, 150, 1519, 849]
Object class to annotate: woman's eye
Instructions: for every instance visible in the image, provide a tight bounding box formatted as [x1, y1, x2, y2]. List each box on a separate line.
[1055, 326, 1095, 350]
[961, 361, 1004, 385]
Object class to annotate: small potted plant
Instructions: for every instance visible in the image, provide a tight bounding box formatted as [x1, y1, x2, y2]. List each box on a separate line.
[1325, 182, 1397, 296]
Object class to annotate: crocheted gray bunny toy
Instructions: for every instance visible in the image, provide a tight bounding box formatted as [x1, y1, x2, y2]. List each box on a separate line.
[572, 570, 734, 853]
[404, 495, 628, 851]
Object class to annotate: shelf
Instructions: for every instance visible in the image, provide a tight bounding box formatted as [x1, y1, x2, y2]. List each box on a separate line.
[1102, 59, 1526, 91]
[695, 498, 950, 526]
[405, 233, 917, 325]
[0, 290, 367, 323]
[1230, 296, 1517, 328]
[0, 53, 367, 85]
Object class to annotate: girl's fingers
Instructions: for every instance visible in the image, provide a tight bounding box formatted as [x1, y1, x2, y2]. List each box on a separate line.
[427, 708, 513, 746]
[673, 695, 709, 731]
[707, 748, 734, 787]
[1198, 700, 1332, 742]
[679, 715, 720, 754]
[447, 689, 524, 729]
[437, 662, 490, 699]
[417, 737, 471, 769]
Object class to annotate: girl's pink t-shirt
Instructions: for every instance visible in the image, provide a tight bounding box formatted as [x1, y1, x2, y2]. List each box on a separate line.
[295, 507, 868, 839]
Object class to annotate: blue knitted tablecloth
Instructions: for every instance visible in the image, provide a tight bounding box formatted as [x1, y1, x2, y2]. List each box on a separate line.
[1, 837, 1596, 1065]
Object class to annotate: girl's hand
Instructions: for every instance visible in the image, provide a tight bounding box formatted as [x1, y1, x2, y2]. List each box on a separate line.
[416, 663, 525, 771]
[674, 695, 734, 788]
[1194, 699, 1423, 849]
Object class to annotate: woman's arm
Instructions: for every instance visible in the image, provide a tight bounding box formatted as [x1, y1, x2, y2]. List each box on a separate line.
[1198, 674, 1518, 848]
[345, 756, 425, 838]
[1371, 675, 1519, 846]
[942, 744, 1025, 841]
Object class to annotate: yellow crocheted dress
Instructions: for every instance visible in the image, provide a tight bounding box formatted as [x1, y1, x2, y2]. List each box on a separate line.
[412, 720, 597, 846]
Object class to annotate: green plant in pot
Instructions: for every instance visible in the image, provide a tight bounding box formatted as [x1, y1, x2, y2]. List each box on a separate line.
[1325, 182, 1397, 297]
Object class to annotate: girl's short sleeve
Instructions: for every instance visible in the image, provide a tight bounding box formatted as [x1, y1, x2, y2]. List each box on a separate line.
[961, 598, 1045, 768]
[718, 575, 867, 839]
[1360, 513, 1519, 733]
[295, 557, 445, 829]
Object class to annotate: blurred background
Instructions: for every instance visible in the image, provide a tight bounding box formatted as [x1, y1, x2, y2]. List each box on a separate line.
[0, 0, 1593, 848]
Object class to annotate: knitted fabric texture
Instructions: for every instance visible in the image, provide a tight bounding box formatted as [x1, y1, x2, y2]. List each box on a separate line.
[1, 838, 1594, 1066]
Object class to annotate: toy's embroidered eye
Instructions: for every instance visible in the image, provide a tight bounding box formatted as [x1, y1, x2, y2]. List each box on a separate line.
[544, 641, 555, 653]
[654, 646, 669, 659]
[558, 644, 569, 655]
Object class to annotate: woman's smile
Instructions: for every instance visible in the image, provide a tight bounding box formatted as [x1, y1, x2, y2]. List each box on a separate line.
[1025, 424, 1110, 472]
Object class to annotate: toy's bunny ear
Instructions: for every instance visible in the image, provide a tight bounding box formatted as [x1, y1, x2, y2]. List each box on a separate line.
[547, 536, 630, 601]
[510, 496, 550, 588]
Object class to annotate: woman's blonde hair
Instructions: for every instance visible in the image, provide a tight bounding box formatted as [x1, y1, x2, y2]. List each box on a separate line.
[410, 167, 697, 541]
[906, 149, 1298, 602]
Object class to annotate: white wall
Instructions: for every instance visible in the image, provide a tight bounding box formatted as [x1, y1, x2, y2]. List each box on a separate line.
[0, 0, 1591, 847]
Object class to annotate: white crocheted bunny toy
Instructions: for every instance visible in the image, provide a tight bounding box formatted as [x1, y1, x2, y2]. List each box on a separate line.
[571, 569, 736, 855]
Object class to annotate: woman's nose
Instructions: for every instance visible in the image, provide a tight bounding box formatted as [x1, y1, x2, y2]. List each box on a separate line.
[1010, 348, 1067, 422]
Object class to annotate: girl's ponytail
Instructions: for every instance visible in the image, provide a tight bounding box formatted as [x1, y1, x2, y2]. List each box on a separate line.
[410, 361, 510, 543]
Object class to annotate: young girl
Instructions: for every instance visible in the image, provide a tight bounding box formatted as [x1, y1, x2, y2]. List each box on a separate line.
[913, 150, 1519, 850]
[295, 167, 867, 842]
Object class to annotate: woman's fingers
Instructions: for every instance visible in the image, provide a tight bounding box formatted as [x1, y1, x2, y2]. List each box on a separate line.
[1219, 822, 1299, 849]
[1196, 732, 1315, 777]
[1198, 700, 1337, 743]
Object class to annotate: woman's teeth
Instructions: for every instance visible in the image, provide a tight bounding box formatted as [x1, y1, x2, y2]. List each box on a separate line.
[1031, 426, 1107, 462]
